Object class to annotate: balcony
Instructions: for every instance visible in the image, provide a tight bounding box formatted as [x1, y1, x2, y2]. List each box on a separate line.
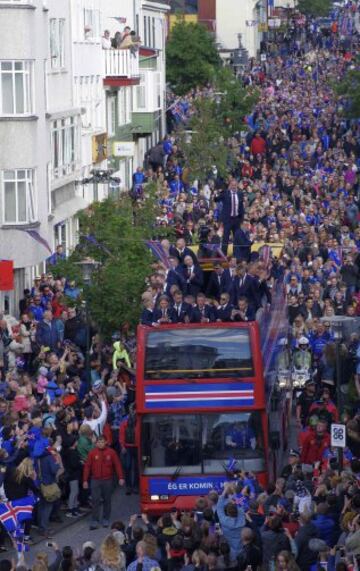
[103, 49, 140, 87]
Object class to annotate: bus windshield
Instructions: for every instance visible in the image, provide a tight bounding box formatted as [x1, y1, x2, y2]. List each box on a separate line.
[141, 412, 265, 475]
[144, 328, 254, 380]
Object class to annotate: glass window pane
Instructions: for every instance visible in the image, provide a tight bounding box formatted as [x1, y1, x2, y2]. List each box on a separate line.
[2, 74, 14, 114]
[4, 181, 16, 222]
[142, 415, 201, 475]
[202, 412, 265, 473]
[145, 328, 254, 380]
[14, 62, 23, 70]
[15, 73, 24, 113]
[27, 180, 35, 221]
[17, 170, 25, 179]
[17, 181, 26, 221]
[1, 62, 12, 71]
[4, 170, 15, 180]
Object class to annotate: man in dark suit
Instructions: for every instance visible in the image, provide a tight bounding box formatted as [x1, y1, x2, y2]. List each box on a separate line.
[169, 237, 198, 265]
[233, 223, 252, 262]
[163, 262, 186, 295]
[214, 179, 244, 255]
[206, 263, 232, 301]
[231, 297, 256, 322]
[140, 298, 154, 326]
[215, 293, 234, 322]
[172, 290, 192, 323]
[233, 266, 257, 307]
[182, 255, 204, 297]
[191, 293, 215, 323]
[152, 296, 176, 324]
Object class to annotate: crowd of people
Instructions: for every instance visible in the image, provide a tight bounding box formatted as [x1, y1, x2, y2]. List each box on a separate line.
[0, 1, 360, 570]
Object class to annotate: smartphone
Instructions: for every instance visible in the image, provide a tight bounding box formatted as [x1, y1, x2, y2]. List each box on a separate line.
[46, 542, 53, 548]
[137, 514, 142, 518]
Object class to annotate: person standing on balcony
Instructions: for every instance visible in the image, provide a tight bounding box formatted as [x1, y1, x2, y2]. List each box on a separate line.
[102, 30, 111, 49]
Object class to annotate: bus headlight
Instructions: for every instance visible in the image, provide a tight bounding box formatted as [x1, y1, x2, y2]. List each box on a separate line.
[160, 495, 169, 500]
[150, 495, 160, 501]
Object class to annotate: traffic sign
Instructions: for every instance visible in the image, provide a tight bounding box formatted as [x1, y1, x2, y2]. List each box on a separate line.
[331, 424, 346, 448]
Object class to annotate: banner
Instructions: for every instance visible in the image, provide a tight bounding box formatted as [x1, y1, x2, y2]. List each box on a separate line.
[0, 260, 14, 291]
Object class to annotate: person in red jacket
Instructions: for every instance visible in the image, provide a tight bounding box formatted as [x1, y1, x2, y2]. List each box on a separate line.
[250, 132, 267, 156]
[83, 434, 124, 530]
[300, 421, 331, 466]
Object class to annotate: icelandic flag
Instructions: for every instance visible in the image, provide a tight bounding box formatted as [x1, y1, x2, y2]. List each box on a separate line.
[0, 496, 36, 532]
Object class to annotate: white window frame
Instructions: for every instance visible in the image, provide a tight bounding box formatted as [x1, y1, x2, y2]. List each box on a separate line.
[1, 169, 37, 225]
[83, 7, 100, 40]
[136, 74, 146, 110]
[118, 87, 131, 127]
[49, 18, 66, 70]
[107, 94, 116, 137]
[51, 116, 78, 179]
[0, 60, 33, 116]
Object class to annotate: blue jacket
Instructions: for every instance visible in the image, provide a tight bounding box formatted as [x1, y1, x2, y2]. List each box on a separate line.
[217, 495, 245, 558]
[35, 320, 59, 350]
[312, 514, 335, 546]
[37, 453, 60, 485]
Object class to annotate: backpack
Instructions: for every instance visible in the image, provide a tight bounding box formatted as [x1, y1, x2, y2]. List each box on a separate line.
[125, 414, 136, 445]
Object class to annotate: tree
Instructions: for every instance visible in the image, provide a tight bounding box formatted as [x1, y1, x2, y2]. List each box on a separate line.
[297, 0, 331, 17]
[335, 61, 360, 118]
[214, 67, 259, 136]
[166, 21, 220, 95]
[180, 97, 228, 183]
[53, 187, 172, 337]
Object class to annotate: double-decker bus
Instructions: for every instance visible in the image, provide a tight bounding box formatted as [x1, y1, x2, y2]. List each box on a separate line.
[136, 288, 290, 513]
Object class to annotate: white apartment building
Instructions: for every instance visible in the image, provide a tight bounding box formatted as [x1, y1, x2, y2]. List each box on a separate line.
[215, 0, 267, 59]
[0, 0, 169, 316]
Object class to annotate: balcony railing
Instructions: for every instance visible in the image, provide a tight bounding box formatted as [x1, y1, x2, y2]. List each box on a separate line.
[103, 49, 139, 78]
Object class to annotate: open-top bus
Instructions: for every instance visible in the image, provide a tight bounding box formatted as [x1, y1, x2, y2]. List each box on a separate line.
[136, 283, 290, 513]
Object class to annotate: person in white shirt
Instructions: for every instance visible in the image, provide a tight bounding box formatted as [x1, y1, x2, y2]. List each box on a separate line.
[83, 396, 107, 437]
[101, 30, 111, 49]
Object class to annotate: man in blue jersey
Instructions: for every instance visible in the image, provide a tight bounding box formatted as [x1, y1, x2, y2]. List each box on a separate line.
[225, 421, 256, 450]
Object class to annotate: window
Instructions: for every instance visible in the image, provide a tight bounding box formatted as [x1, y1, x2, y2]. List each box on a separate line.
[107, 95, 116, 137]
[84, 8, 100, 39]
[145, 327, 254, 380]
[136, 74, 146, 110]
[51, 117, 78, 179]
[0, 0, 31, 3]
[50, 19, 65, 70]
[0, 61, 33, 115]
[2, 169, 36, 224]
[118, 87, 131, 126]
[141, 412, 264, 475]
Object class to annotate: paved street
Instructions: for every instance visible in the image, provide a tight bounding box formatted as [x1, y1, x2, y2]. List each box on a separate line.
[0, 489, 140, 564]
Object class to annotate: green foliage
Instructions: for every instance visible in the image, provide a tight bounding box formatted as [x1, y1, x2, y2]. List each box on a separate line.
[166, 21, 220, 95]
[52, 190, 172, 337]
[214, 68, 259, 136]
[297, 0, 331, 17]
[178, 70, 258, 182]
[335, 60, 360, 118]
[180, 97, 228, 182]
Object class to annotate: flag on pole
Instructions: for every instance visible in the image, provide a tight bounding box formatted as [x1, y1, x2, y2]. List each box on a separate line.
[145, 240, 170, 268]
[19, 229, 52, 254]
[0, 496, 36, 532]
[0, 260, 14, 291]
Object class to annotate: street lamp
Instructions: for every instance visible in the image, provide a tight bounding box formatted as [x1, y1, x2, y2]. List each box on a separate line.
[76, 258, 101, 388]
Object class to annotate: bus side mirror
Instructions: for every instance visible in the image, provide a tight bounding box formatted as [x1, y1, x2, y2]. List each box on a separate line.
[269, 431, 280, 451]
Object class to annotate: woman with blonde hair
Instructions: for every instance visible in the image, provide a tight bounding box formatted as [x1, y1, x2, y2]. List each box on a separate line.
[4, 457, 39, 542]
[275, 550, 300, 571]
[99, 534, 126, 571]
[32, 542, 62, 571]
